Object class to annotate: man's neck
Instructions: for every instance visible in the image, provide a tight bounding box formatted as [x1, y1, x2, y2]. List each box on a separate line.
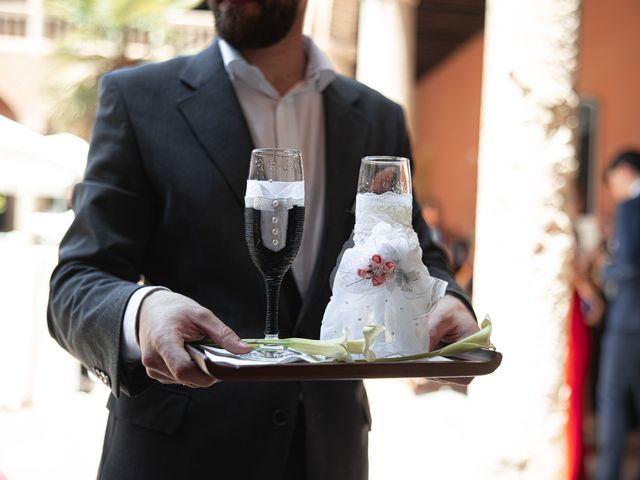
[240, 27, 306, 96]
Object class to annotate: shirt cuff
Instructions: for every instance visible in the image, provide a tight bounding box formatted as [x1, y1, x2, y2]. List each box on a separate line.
[121, 286, 169, 362]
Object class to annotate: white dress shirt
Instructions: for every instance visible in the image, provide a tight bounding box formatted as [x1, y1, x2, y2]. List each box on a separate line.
[121, 37, 336, 361]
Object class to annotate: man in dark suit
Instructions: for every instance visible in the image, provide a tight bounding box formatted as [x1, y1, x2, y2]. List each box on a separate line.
[596, 151, 640, 480]
[47, 1, 477, 478]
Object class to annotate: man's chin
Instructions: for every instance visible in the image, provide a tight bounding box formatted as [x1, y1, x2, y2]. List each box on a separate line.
[213, 0, 298, 49]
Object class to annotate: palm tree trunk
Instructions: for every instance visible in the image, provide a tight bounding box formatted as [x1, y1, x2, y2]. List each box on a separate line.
[471, 0, 582, 477]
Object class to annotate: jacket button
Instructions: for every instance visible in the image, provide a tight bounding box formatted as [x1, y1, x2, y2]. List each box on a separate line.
[93, 367, 110, 387]
[272, 409, 287, 427]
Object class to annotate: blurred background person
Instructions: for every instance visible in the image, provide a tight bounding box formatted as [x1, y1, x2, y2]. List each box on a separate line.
[422, 197, 449, 247]
[595, 150, 640, 480]
[568, 218, 609, 480]
[422, 197, 473, 295]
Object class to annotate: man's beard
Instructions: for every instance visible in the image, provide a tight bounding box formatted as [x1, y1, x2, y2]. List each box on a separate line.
[209, 0, 301, 50]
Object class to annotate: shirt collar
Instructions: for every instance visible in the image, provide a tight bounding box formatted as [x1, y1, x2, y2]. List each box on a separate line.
[304, 36, 336, 91]
[218, 36, 336, 99]
[630, 178, 640, 199]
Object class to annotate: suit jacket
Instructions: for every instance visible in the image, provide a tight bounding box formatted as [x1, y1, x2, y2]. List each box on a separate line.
[603, 194, 640, 334]
[47, 41, 468, 480]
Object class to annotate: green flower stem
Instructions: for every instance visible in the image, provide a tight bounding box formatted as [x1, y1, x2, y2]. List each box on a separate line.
[243, 332, 353, 362]
[242, 325, 386, 362]
[198, 317, 494, 363]
[372, 316, 494, 363]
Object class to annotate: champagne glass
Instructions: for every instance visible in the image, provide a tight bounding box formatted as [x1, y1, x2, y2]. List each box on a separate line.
[244, 148, 305, 346]
[355, 156, 412, 241]
[357, 156, 411, 195]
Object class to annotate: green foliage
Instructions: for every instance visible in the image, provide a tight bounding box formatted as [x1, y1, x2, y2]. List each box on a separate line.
[45, 0, 204, 136]
[47, 0, 201, 36]
[0, 194, 8, 215]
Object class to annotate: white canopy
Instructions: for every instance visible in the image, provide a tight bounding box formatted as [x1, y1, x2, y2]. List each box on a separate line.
[0, 115, 88, 197]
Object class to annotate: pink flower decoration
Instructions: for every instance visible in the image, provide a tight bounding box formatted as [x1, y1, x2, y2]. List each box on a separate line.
[357, 254, 396, 287]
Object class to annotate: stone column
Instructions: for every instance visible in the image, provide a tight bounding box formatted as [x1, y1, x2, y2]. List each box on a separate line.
[356, 0, 418, 132]
[304, 0, 334, 52]
[26, 0, 45, 46]
[305, 0, 360, 77]
[471, 0, 582, 477]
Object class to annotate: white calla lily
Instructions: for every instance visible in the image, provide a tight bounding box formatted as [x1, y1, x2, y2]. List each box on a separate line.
[346, 324, 386, 362]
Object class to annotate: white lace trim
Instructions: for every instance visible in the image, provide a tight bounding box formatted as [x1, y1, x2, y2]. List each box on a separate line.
[354, 192, 412, 243]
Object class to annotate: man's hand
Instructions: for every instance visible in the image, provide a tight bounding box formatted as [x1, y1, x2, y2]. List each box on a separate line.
[138, 290, 252, 388]
[428, 294, 479, 350]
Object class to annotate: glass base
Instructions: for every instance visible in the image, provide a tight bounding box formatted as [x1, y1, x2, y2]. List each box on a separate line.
[248, 335, 288, 359]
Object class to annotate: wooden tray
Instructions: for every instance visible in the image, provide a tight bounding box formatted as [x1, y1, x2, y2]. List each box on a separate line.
[190, 346, 502, 382]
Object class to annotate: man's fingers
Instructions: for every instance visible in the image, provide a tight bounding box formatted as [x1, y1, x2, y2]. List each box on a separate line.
[427, 295, 480, 350]
[428, 316, 475, 350]
[197, 313, 252, 355]
[148, 367, 208, 388]
[147, 367, 180, 385]
[429, 329, 445, 351]
[143, 341, 218, 387]
[428, 313, 449, 350]
[143, 353, 187, 384]
[163, 346, 217, 388]
[143, 355, 185, 384]
[138, 292, 236, 387]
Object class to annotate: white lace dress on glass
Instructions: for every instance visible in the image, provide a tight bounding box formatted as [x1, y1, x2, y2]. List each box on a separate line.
[320, 192, 447, 357]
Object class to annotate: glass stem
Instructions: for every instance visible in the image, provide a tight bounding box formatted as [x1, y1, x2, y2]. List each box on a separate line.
[264, 275, 283, 339]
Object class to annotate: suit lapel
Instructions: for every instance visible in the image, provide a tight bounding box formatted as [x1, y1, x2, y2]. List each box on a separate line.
[177, 49, 366, 335]
[296, 78, 368, 335]
[177, 41, 254, 208]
